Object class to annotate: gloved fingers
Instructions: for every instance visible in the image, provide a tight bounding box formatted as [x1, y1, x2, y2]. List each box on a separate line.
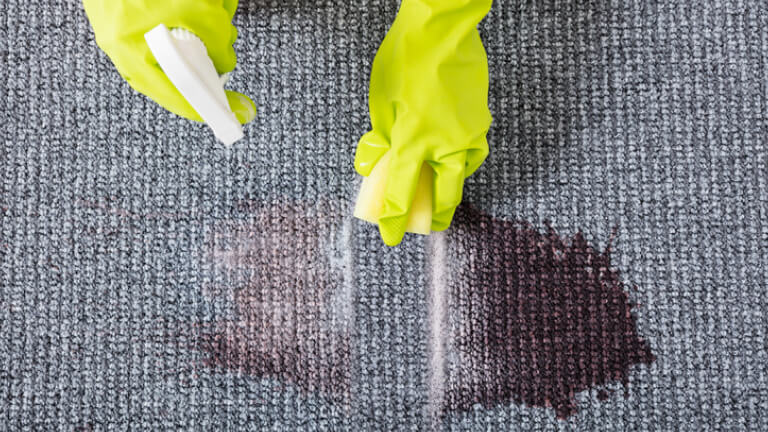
[128, 62, 204, 122]
[430, 152, 467, 232]
[223, 0, 239, 18]
[128, 68, 255, 124]
[230, 25, 239, 47]
[354, 130, 391, 177]
[128, 39, 252, 124]
[201, 32, 238, 75]
[174, 10, 238, 74]
[464, 134, 490, 177]
[225, 90, 257, 124]
[378, 156, 424, 246]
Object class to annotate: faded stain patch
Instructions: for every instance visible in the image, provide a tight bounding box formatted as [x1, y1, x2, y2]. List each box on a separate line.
[195, 202, 352, 400]
[444, 205, 655, 418]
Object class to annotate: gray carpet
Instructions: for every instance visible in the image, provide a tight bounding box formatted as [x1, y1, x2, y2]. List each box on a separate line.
[1, 0, 767, 430]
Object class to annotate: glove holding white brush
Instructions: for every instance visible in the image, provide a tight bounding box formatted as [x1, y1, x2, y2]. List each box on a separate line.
[82, 0, 256, 132]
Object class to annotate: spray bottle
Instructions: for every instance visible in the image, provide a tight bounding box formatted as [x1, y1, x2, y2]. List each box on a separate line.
[144, 24, 245, 146]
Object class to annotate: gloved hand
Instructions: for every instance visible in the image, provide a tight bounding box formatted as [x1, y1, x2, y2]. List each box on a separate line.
[355, 0, 493, 246]
[83, 0, 256, 124]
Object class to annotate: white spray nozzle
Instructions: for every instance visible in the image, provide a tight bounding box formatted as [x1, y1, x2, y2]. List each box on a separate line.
[144, 24, 245, 146]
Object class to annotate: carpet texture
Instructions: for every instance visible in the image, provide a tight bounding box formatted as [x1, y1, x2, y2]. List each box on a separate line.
[1, 0, 767, 430]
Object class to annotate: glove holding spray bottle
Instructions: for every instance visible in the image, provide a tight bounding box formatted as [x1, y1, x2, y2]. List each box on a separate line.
[82, 0, 256, 143]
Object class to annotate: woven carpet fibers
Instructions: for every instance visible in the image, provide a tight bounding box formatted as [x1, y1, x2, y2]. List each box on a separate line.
[1, 1, 767, 430]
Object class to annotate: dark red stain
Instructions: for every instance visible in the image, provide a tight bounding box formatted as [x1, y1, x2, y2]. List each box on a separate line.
[446, 205, 655, 418]
[193, 203, 351, 400]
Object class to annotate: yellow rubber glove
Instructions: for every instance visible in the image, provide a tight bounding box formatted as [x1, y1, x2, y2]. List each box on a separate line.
[355, 0, 493, 246]
[83, 0, 256, 124]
